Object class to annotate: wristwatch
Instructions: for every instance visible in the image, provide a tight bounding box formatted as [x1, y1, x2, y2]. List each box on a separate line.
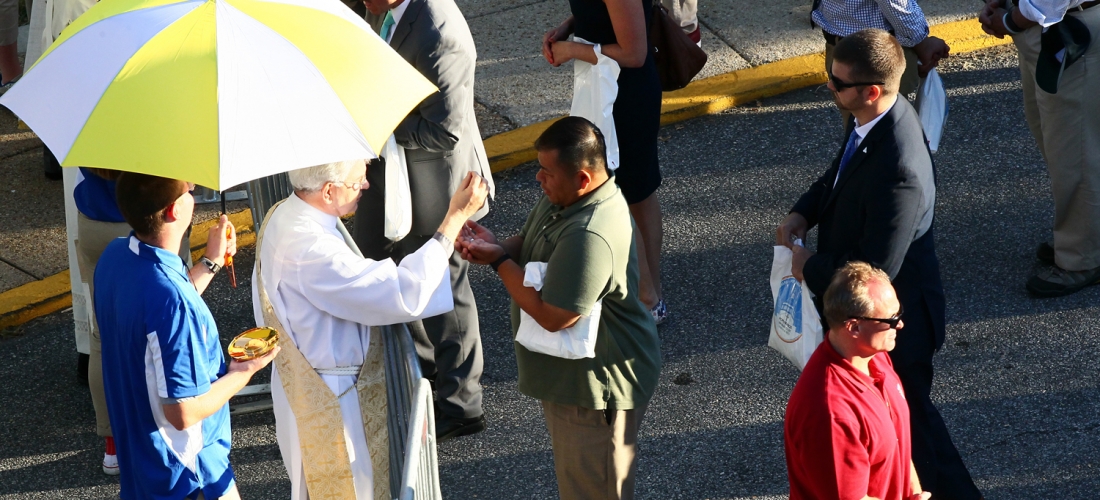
[199, 256, 222, 274]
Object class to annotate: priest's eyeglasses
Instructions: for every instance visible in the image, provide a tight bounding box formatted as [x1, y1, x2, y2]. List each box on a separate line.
[850, 305, 904, 329]
[337, 180, 367, 191]
[829, 72, 885, 91]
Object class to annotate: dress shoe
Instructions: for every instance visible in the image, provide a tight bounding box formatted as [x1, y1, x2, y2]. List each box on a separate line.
[435, 413, 486, 442]
[1026, 264, 1100, 297]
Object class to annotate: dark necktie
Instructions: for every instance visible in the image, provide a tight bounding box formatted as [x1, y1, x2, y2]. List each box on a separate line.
[835, 129, 860, 184]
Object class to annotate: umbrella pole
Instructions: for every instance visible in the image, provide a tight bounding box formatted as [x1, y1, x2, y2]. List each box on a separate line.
[221, 193, 237, 288]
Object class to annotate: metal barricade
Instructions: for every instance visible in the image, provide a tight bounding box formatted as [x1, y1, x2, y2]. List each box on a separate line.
[380, 324, 442, 500]
[247, 173, 294, 230]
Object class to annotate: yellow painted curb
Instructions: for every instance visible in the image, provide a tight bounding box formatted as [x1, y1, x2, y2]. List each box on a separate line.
[484, 17, 1011, 172]
[0, 270, 73, 330]
[0, 17, 1012, 330]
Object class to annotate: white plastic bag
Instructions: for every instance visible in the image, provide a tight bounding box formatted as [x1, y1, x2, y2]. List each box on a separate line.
[915, 68, 948, 153]
[516, 262, 600, 359]
[570, 37, 621, 170]
[768, 244, 824, 370]
[381, 135, 412, 241]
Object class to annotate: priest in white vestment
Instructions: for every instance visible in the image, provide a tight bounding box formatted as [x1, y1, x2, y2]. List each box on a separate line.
[252, 159, 488, 499]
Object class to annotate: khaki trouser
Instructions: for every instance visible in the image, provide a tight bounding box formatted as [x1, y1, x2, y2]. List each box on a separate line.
[825, 39, 920, 126]
[1013, 6, 1100, 271]
[76, 215, 131, 438]
[541, 401, 647, 500]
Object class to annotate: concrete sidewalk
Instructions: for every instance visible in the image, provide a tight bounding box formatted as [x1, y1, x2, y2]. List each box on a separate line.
[0, 1, 1009, 330]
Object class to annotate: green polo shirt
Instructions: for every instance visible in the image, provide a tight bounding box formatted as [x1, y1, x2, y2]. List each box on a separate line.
[511, 179, 662, 410]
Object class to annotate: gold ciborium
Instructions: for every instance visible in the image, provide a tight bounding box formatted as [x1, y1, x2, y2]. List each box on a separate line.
[228, 327, 279, 361]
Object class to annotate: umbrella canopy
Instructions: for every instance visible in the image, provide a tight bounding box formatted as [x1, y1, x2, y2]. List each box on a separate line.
[1, 0, 436, 190]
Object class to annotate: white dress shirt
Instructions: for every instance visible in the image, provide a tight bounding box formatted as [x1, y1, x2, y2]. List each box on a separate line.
[1017, 0, 1091, 27]
[251, 193, 452, 500]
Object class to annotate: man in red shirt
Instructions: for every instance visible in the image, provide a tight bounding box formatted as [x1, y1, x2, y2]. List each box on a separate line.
[784, 262, 931, 500]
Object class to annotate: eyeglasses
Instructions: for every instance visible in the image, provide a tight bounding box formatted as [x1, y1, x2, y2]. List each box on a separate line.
[851, 304, 904, 329]
[336, 180, 366, 191]
[829, 72, 885, 91]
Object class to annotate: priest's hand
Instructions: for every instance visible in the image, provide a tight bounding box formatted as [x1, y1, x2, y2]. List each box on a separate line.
[438, 172, 489, 244]
[449, 172, 489, 219]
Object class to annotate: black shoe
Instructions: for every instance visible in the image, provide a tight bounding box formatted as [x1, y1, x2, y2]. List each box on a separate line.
[435, 414, 486, 442]
[1026, 264, 1100, 297]
[1036, 241, 1055, 265]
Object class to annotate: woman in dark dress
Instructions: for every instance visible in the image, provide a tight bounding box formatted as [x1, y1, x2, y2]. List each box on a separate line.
[541, 0, 668, 324]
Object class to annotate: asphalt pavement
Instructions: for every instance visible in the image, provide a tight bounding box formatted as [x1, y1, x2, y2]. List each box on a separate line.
[2, 45, 1098, 499]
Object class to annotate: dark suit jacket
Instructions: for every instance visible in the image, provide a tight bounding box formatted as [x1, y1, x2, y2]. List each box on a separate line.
[362, 0, 492, 239]
[792, 98, 946, 355]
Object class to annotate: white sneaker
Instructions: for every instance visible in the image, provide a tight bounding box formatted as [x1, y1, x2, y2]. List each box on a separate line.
[102, 453, 120, 476]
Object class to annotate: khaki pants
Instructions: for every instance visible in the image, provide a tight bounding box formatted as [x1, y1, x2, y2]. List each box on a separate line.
[1013, 6, 1100, 271]
[541, 401, 647, 500]
[825, 39, 920, 125]
[76, 215, 132, 438]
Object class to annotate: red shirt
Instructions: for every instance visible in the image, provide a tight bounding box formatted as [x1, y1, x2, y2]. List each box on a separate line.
[784, 336, 912, 500]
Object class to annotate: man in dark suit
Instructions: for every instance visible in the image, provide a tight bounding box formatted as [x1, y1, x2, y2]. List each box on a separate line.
[357, 0, 495, 441]
[775, 29, 981, 500]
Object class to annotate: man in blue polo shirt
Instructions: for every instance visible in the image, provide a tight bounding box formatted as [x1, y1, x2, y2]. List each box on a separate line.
[95, 173, 278, 499]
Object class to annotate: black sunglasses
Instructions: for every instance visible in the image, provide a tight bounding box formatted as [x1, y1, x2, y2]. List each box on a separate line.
[829, 72, 885, 91]
[851, 304, 904, 329]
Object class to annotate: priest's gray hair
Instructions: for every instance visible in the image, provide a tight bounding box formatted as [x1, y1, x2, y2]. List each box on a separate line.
[288, 159, 366, 192]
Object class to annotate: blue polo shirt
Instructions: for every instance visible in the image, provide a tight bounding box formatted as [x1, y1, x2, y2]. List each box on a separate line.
[74, 168, 126, 223]
[94, 234, 234, 500]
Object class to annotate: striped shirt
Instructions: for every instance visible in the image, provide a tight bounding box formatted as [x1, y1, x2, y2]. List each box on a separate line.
[813, 0, 929, 47]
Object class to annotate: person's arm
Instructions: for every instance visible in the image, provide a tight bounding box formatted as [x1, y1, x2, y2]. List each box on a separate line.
[547, 0, 649, 68]
[791, 414, 876, 498]
[393, 24, 471, 152]
[980, 0, 1044, 39]
[873, 0, 948, 76]
[189, 215, 236, 295]
[163, 348, 279, 430]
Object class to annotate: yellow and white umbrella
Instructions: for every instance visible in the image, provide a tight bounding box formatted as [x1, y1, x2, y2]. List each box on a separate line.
[0, 0, 436, 190]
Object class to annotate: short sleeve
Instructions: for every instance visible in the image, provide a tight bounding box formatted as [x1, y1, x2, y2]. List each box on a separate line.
[539, 229, 613, 316]
[150, 297, 213, 403]
[792, 414, 872, 499]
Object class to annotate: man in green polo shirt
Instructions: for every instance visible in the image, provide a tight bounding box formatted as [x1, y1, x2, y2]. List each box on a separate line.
[457, 116, 662, 500]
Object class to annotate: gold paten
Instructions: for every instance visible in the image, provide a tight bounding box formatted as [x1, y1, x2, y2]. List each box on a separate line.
[228, 327, 279, 361]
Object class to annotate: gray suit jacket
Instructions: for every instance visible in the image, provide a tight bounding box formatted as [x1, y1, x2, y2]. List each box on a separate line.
[366, 0, 493, 236]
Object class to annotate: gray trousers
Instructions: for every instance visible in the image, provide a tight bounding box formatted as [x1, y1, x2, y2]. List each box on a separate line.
[352, 160, 484, 419]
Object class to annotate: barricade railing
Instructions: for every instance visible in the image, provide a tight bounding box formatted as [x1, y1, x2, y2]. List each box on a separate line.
[380, 324, 442, 500]
[247, 173, 294, 230]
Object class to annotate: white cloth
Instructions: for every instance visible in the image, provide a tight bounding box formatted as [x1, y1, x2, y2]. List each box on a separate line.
[385, 0, 410, 43]
[251, 193, 454, 500]
[1016, 0, 1091, 27]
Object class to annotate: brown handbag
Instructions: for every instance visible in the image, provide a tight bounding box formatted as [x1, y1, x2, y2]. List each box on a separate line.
[649, 2, 707, 91]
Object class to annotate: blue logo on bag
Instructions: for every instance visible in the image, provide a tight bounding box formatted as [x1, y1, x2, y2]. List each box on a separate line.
[773, 275, 803, 343]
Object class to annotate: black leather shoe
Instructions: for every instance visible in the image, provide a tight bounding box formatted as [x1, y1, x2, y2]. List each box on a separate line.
[436, 414, 486, 442]
[1036, 241, 1055, 265]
